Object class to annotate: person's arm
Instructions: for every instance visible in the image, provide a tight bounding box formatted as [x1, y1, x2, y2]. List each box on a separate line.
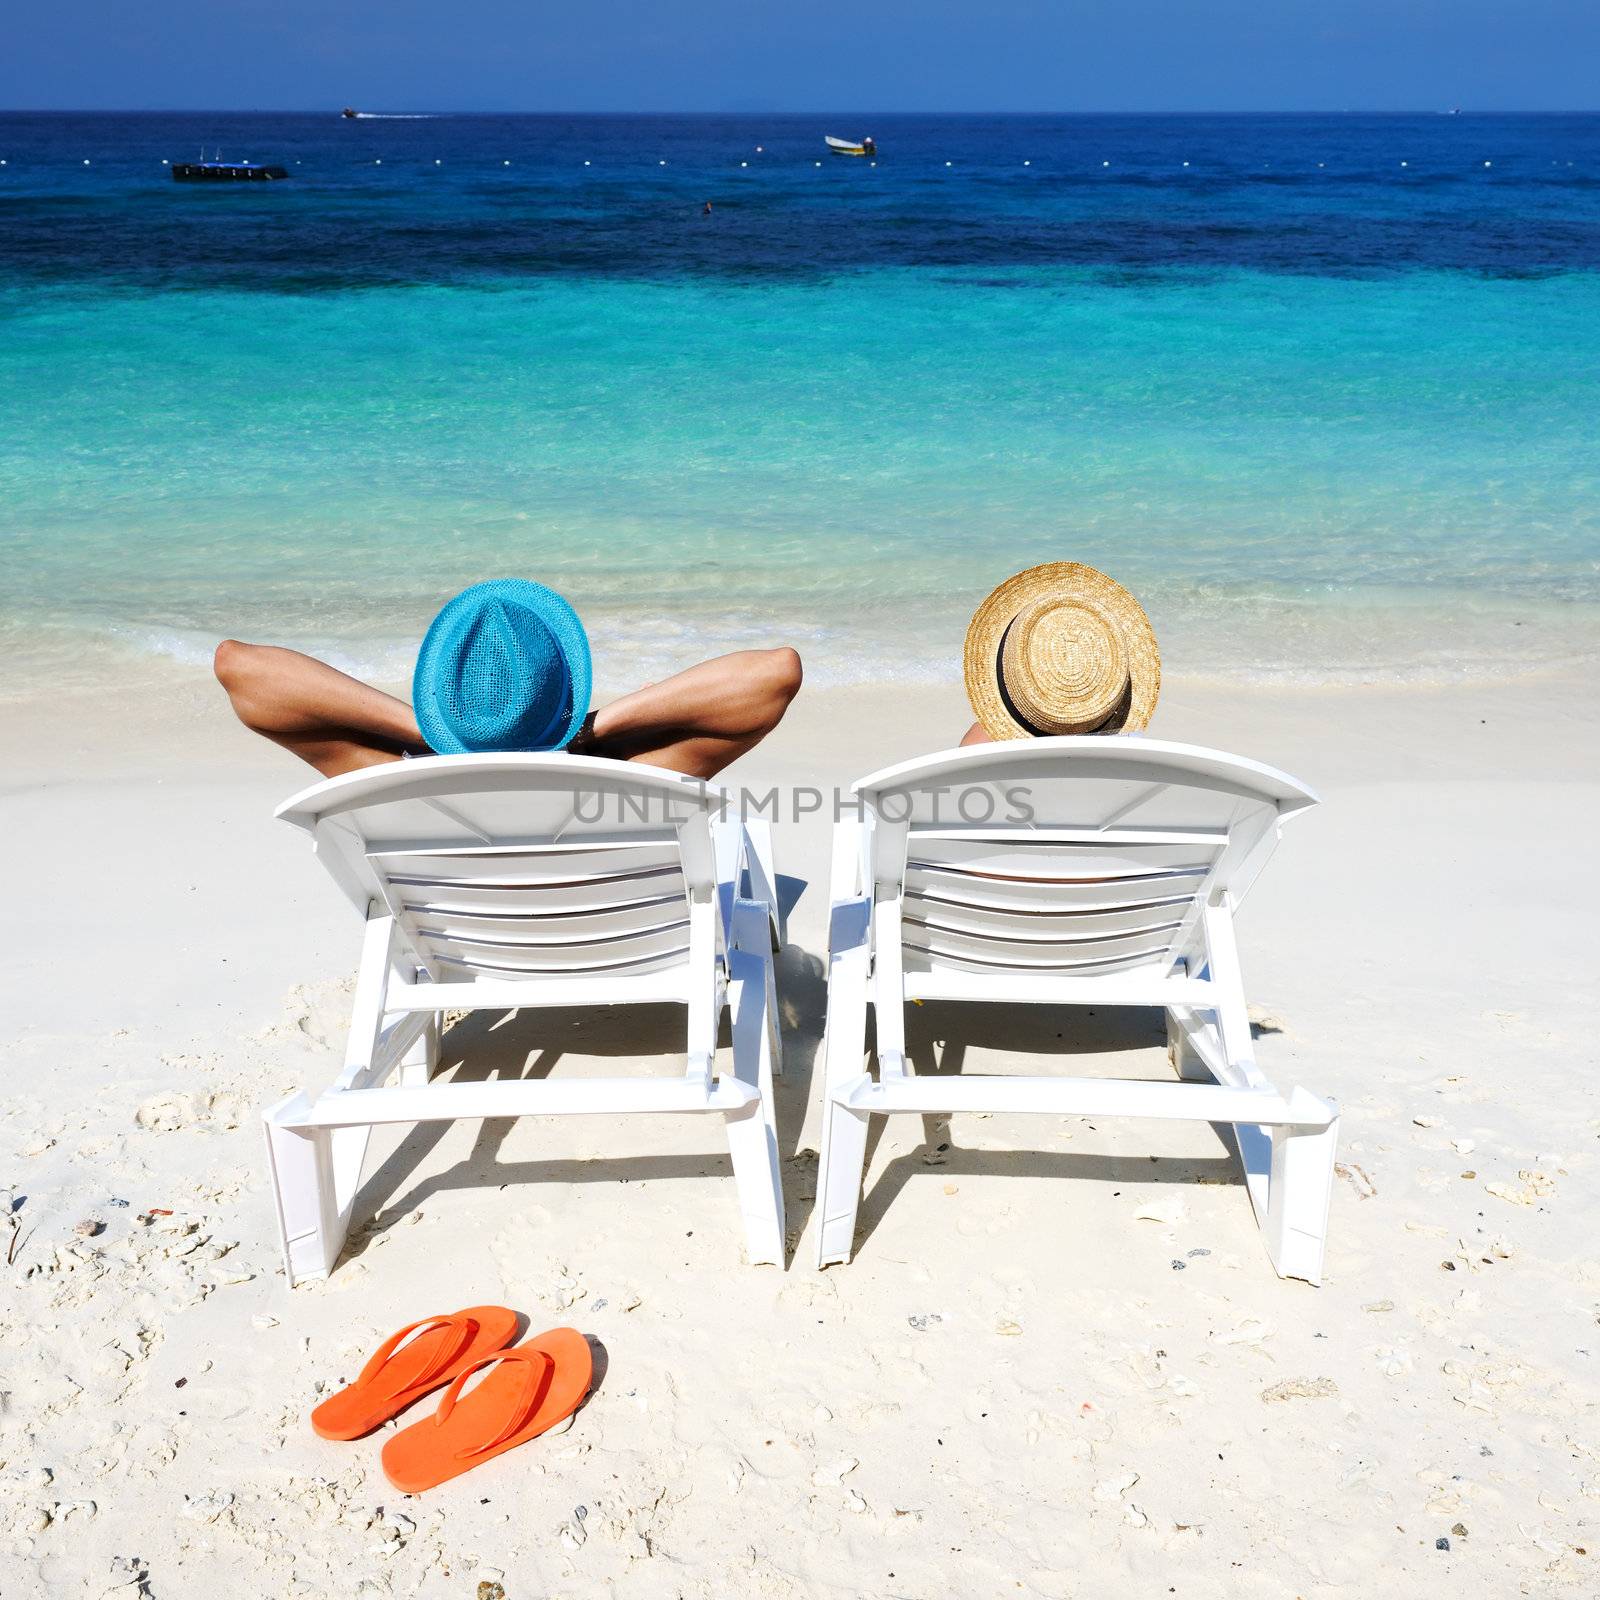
[576, 648, 803, 778]
[214, 640, 427, 776]
[216, 640, 803, 782]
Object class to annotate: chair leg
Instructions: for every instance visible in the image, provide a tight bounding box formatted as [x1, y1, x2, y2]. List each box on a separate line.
[815, 1099, 871, 1267]
[816, 886, 873, 1268]
[727, 914, 779, 1135]
[1262, 1109, 1340, 1286]
[397, 1013, 439, 1089]
[743, 816, 785, 950]
[724, 1102, 785, 1265]
[749, 965, 782, 1187]
[724, 917, 785, 1264]
[263, 1092, 357, 1286]
[764, 955, 784, 1077]
[1166, 1009, 1212, 1082]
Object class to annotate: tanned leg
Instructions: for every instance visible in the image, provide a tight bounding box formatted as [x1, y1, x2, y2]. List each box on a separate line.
[959, 719, 992, 747]
[215, 640, 803, 781]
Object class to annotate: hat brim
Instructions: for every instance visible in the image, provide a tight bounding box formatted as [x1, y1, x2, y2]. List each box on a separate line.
[413, 580, 592, 755]
[963, 563, 1160, 741]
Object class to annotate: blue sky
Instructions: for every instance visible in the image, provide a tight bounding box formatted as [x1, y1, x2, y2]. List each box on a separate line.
[5, 0, 1596, 112]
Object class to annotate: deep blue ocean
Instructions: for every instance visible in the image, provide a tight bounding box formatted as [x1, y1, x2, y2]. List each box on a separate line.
[3, 111, 1598, 690]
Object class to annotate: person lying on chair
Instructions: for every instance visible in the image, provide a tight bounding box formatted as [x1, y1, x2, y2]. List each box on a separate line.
[215, 578, 802, 781]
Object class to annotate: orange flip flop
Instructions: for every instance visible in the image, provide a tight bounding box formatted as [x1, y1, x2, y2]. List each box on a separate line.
[380, 1326, 594, 1493]
[311, 1305, 519, 1441]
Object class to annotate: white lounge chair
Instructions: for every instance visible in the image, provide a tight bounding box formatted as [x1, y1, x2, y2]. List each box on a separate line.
[815, 739, 1338, 1284]
[262, 754, 786, 1286]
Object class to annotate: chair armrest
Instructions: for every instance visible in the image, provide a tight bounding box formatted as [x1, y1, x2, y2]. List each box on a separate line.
[826, 815, 873, 963]
[740, 816, 784, 947]
[823, 868, 873, 1094]
[828, 816, 870, 910]
[712, 815, 784, 951]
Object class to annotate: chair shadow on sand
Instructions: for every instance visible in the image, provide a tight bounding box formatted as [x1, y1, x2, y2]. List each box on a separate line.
[341, 889, 827, 1270]
[338, 910, 1277, 1271]
[845, 999, 1257, 1260]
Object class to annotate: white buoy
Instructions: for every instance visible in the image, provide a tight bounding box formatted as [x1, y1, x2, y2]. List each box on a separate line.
[503, 160, 511, 166]
[1318, 161, 1325, 168]
[756, 146, 763, 153]
[583, 160, 590, 166]
[815, 160, 821, 167]
[945, 160, 952, 167]
[740, 161, 747, 167]
[1483, 160, 1492, 167]
[1400, 160, 1408, 167]
[1182, 160, 1189, 167]
[83, 159, 91, 165]
[1101, 160, 1109, 167]
[374, 158, 382, 165]
[870, 160, 876, 166]
[659, 160, 667, 166]
[161, 159, 169, 165]
[434, 159, 441, 165]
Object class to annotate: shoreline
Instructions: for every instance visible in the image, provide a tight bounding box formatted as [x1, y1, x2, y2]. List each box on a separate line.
[7, 654, 1597, 774]
[4, 600, 1599, 710]
[7, 659, 1597, 812]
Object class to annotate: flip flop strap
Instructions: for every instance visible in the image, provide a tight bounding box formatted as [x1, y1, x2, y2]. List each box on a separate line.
[356, 1313, 477, 1393]
[434, 1347, 556, 1460]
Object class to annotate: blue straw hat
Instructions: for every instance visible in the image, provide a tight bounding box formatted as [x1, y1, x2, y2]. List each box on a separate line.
[412, 579, 592, 755]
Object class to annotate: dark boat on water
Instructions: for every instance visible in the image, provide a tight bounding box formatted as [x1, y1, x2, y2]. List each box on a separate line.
[342, 107, 359, 118]
[172, 157, 289, 182]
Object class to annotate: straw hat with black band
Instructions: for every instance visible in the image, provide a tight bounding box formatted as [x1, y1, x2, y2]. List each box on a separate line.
[963, 562, 1161, 740]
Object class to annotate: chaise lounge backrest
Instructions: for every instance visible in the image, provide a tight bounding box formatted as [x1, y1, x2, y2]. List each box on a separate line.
[855, 739, 1318, 989]
[275, 753, 726, 995]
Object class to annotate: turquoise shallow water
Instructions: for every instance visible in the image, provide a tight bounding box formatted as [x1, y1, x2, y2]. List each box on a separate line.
[4, 113, 1599, 691]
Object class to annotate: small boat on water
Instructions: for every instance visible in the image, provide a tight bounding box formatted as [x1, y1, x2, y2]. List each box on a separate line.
[172, 151, 289, 182]
[342, 107, 359, 119]
[825, 135, 876, 157]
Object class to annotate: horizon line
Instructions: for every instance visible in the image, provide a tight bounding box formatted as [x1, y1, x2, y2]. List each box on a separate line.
[5, 106, 1600, 117]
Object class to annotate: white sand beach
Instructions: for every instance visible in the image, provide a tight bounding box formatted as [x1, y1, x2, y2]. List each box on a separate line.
[3, 663, 1597, 1596]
